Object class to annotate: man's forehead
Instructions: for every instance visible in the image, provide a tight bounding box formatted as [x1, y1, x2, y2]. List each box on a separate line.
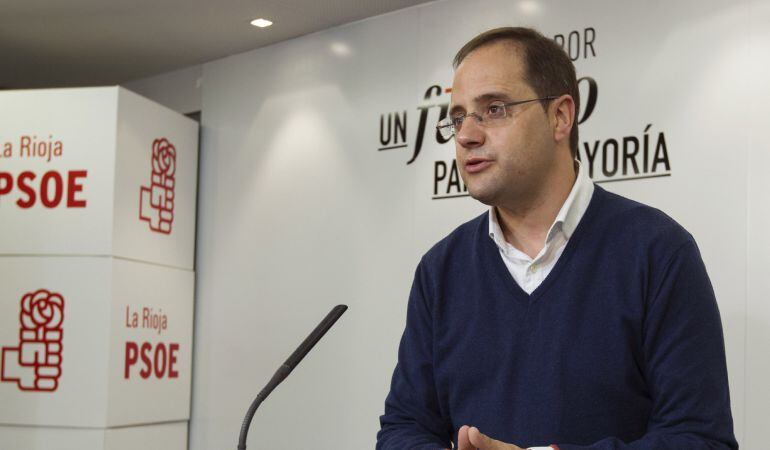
[461, 39, 524, 64]
[450, 42, 530, 106]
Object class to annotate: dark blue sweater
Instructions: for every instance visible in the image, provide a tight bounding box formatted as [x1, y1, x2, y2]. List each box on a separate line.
[377, 186, 737, 449]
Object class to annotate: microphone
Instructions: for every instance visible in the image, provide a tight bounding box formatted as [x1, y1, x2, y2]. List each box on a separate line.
[237, 304, 348, 450]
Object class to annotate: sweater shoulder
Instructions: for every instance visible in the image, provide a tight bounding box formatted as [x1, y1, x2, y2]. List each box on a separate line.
[592, 186, 694, 248]
[420, 212, 486, 269]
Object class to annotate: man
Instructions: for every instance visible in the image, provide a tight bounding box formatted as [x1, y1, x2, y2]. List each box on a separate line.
[377, 27, 737, 450]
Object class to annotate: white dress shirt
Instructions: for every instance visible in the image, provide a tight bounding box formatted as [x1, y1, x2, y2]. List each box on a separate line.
[488, 161, 594, 295]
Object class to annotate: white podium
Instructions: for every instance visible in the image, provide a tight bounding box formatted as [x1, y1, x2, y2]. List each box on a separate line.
[0, 87, 198, 450]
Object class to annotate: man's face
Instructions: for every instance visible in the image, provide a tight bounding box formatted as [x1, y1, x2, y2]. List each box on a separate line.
[450, 42, 557, 207]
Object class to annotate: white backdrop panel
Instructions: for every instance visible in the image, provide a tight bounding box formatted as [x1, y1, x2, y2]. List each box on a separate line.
[194, 11, 423, 448]
[745, 1, 770, 448]
[193, 0, 756, 448]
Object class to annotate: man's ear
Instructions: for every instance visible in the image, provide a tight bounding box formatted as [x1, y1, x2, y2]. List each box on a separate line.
[551, 94, 575, 145]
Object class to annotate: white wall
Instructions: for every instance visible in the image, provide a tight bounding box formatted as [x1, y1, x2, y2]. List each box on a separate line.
[131, 0, 770, 448]
[123, 65, 203, 115]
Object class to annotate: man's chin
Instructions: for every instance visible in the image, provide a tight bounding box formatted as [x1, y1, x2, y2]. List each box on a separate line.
[466, 186, 498, 206]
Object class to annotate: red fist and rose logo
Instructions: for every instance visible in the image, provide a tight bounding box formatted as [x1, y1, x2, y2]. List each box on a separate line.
[139, 137, 177, 234]
[1, 290, 65, 392]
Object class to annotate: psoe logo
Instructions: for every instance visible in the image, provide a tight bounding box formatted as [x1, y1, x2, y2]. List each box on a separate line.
[1, 289, 65, 392]
[139, 138, 176, 234]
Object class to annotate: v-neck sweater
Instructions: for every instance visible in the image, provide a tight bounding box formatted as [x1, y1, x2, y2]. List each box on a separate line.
[377, 185, 737, 450]
[488, 159, 594, 294]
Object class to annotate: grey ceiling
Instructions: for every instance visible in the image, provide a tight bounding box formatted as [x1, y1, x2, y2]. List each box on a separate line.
[0, 0, 434, 89]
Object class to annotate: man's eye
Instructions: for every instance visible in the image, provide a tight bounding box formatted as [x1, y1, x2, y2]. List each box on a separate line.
[487, 104, 505, 116]
[451, 116, 465, 127]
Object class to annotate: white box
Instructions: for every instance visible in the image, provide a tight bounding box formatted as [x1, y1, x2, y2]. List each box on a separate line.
[0, 87, 198, 270]
[0, 421, 188, 450]
[0, 256, 193, 428]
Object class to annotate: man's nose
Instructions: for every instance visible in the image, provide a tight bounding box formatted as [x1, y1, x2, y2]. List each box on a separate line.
[455, 116, 485, 149]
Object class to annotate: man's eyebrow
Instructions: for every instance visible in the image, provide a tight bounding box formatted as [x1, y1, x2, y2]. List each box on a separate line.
[474, 92, 513, 103]
[450, 92, 514, 115]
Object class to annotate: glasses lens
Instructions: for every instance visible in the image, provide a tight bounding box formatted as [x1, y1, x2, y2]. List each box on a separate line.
[437, 119, 454, 139]
[486, 103, 507, 120]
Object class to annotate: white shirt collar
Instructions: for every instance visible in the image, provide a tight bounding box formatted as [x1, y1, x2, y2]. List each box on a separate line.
[488, 160, 594, 252]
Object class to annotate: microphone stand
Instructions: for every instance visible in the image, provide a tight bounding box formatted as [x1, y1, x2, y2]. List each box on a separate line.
[236, 304, 348, 450]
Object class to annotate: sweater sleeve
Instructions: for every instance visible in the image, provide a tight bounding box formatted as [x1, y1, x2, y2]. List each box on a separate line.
[555, 240, 738, 450]
[377, 260, 453, 450]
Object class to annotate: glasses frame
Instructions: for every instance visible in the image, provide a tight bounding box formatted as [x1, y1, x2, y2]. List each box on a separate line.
[436, 95, 560, 139]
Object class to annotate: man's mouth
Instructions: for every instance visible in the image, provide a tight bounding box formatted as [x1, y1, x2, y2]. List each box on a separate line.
[465, 157, 493, 174]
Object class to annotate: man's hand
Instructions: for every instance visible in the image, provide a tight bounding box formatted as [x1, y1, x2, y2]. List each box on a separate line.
[457, 425, 525, 450]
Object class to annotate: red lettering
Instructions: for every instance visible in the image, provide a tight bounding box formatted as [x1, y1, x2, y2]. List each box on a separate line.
[168, 343, 179, 378]
[125, 341, 181, 380]
[0, 170, 88, 208]
[67, 170, 87, 207]
[16, 171, 36, 208]
[153, 343, 167, 378]
[19, 136, 30, 154]
[40, 171, 63, 208]
[0, 172, 12, 196]
[125, 342, 138, 379]
[139, 342, 152, 379]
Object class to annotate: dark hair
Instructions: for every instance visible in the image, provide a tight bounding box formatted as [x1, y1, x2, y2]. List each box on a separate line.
[454, 27, 580, 157]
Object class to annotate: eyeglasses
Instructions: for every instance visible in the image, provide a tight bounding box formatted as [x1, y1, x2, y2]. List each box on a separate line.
[436, 96, 558, 140]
